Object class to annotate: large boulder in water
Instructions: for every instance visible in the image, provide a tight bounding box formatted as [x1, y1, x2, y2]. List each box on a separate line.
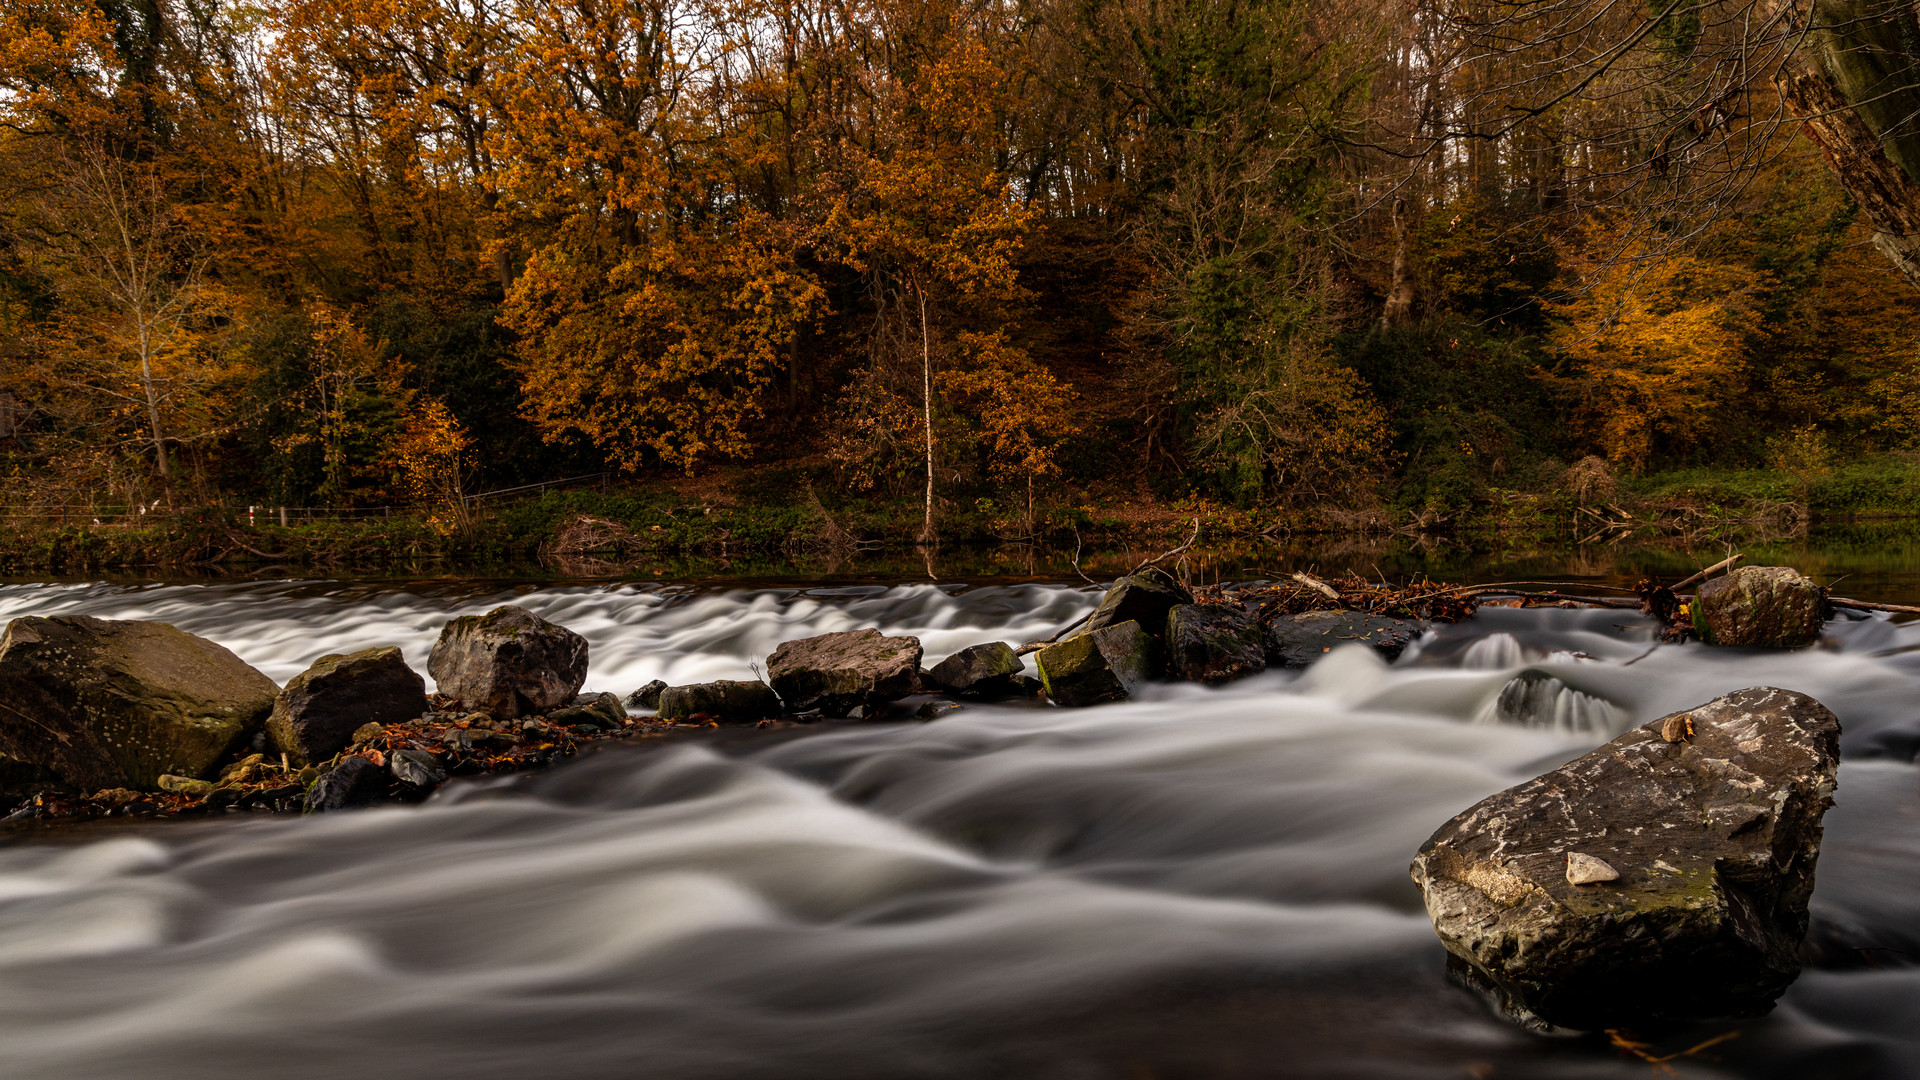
[427, 606, 588, 719]
[1410, 686, 1841, 1031]
[0, 615, 277, 791]
[268, 647, 427, 767]
[1165, 604, 1266, 683]
[1692, 566, 1826, 648]
[657, 680, 782, 724]
[1268, 611, 1423, 667]
[766, 629, 921, 716]
[924, 642, 1024, 700]
[1036, 620, 1154, 707]
[1082, 568, 1190, 638]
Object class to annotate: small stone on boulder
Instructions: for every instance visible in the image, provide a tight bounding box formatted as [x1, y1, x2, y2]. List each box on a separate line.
[1268, 611, 1423, 668]
[925, 642, 1024, 699]
[1036, 621, 1155, 707]
[0, 615, 278, 791]
[427, 606, 588, 719]
[1692, 566, 1826, 648]
[1410, 686, 1841, 1031]
[657, 680, 782, 724]
[268, 646, 428, 767]
[156, 775, 213, 797]
[1081, 568, 1191, 638]
[1165, 604, 1266, 683]
[625, 680, 668, 711]
[767, 629, 921, 716]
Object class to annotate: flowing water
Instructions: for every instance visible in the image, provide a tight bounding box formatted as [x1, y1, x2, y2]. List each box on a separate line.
[0, 577, 1917, 1079]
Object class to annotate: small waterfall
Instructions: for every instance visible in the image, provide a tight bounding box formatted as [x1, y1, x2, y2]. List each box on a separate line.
[1474, 669, 1624, 737]
[1462, 632, 1526, 670]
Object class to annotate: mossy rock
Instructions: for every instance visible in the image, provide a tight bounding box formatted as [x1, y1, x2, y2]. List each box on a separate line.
[1036, 621, 1154, 707]
[0, 615, 277, 791]
[1692, 566, 1826, 648]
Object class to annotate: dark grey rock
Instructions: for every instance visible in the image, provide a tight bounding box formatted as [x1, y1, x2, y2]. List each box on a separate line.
[304, 756, 386, 813]
[0, 615, 278, 791]
[925, 642, 1024, 699]
[389, 748, 448, 788]
[1268, 611, 1423, 667]
[1082, 568, 1191, 638]
[1036, 621, 1155, 707]
[268, 646, 428, 767]
[549, 691, 626, 728]
[767, 629, 922, 716]
[1692, 566, 1826, 648]
[657, 680, 782, 723]
[624, 680, 669, 711]
[1410, 686, 1841, 1031]
[427, 606, 588, 719]
[1165, 604, 1266, 683]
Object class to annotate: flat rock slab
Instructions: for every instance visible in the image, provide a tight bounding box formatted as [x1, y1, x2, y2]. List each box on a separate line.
[767, 629, 921, 716]
[657, 680, 782, 724]
[1165, 604, 1266, 683]
[428, 606, 588, 719]
[1410, 686, 1841, 1031]
[0, 615, 277, 791]
[925, 642, 1024, 699]
[1268, 611, 1423, 667]
[269, 646, 427, 767]
[1693, 566, 1827, 648]
[1037, 621, 1154, 707]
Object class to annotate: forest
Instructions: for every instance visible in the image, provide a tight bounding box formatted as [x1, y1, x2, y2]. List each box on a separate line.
[3, 0, 1920, 549]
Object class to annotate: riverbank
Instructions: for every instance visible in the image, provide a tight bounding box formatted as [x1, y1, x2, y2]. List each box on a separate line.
[4, 455, 1920, 577]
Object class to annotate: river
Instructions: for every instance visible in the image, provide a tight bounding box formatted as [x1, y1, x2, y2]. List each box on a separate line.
[0, 570, 1915, 1079]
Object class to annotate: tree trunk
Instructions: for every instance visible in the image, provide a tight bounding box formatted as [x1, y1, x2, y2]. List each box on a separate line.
[1381, 196, 1416, 327]
[137, 336, 174, 508]
[917, 281, 936, 547]
[1772, 0, 1920, 290]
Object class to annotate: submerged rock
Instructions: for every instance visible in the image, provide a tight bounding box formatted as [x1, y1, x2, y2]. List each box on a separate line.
[1165, 604, 1266, 683]
[268, 647, 428, 767]
[1693, 566, 1826, 649]
[924, 642, 1025, 699]
[657, 680, 782, 724]
[1082, 568, 1191, 638]
[1036, 621, 1155, 707]
[1476, 670, 1623, 737]
[1410, 686, 1841, 1031]
[0, 615, 278, 791]
[767, 629, 922, 716]
[1268, 611, 1423, 668]
[427, 606, 589, 719]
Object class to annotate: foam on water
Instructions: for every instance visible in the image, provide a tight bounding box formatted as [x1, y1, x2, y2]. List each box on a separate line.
[0, 580, 1915, 1078]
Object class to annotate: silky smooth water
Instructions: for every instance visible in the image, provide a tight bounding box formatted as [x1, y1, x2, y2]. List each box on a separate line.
[0, 579, 1916, 1079]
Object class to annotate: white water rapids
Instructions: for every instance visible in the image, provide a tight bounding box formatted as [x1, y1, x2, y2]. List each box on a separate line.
[0, 579, 1916, 1079]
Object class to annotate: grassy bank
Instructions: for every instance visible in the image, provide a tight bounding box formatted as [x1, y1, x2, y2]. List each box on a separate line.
[4, 455, 1919, 578]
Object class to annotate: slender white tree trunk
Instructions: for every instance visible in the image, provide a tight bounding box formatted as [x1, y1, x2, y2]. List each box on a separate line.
[917, 280, 936, 546]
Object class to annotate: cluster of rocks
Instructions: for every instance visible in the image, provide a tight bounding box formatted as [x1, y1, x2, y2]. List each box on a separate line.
[0, 604, 648, 822]
[633, 567, 1435, 721]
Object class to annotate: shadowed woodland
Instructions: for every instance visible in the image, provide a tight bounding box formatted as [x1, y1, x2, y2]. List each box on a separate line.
[3, 0, 1920, 539]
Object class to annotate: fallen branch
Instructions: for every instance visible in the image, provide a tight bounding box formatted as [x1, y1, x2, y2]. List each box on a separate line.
[1830, 598, 1920, 616]
[1291, 571, 1340, 601]
[1015, 611, 1091, 656]
[1671, 553, 1744, 593]
[1131, 517, 1200, 575]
